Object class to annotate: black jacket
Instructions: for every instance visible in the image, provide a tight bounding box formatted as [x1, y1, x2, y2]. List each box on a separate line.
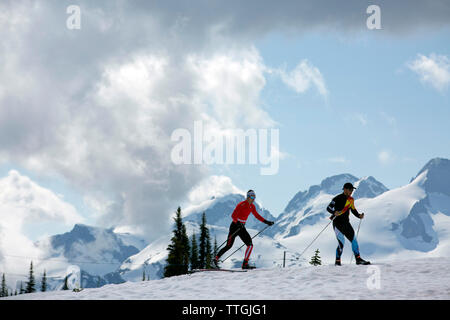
[326, 193, 361, 224]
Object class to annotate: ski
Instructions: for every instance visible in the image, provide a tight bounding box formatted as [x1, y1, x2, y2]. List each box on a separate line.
[189, 268, 247, 273]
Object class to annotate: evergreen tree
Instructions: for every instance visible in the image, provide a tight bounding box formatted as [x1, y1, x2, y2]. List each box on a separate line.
[199, 212, 213, 269]
[41, 270, 47, 292]
[1, 273, 7, 297]
[309, 249, 322, 266]
[25, 261, 36, 293]
[164, 207, 190, 277]
[142, 269, 146, 281]
[190, 233, 199, 270]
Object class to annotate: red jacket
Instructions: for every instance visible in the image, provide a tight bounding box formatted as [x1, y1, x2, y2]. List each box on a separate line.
[231, 200, 265, 224]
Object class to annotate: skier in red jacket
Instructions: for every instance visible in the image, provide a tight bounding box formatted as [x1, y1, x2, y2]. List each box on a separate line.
[213, 190, 274, 269]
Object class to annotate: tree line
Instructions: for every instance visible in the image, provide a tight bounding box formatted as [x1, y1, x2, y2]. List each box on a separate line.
[0, 261, 47, 297]
[164, 207, 218, 277]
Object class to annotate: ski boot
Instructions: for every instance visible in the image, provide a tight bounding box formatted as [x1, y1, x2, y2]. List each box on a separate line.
[212, 256, 220, 269]
[242, 260, 256, 270]
[355, 255, 371, 265]
[335, 258, 342, 266]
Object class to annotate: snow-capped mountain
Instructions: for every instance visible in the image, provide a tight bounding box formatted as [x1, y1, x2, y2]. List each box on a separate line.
[391, 158, 450, 252]
[268, 174, 388, 238]
[42, 224, 147, 275]
[277, 158, 450, 264]
[30, 224, 148, 289]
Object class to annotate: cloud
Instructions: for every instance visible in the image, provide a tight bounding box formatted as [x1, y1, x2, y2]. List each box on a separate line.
[1, 0, 449, 244]
[353, 113, 368, 126]
[407, 54, 450, 91]
[274, 60, 328, 98]
[328, 157, 349, 164]
[0, 170, 83, 273]
[378, 150, 394, 165]
[187, 175, 245, 205]
[121, 0, 450, 37]
[0, 1, 280, 241]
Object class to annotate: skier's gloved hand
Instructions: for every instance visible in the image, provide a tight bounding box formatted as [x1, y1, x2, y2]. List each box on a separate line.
[264, 220, 274, 226]
[359, 213, 365, 219]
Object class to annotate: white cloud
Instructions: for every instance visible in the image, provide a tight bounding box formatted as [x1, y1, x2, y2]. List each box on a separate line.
[353, 113, 368, 126]
[328, 157, 349, 164]
[187, 48, 275, 129]
[187, 175, 244, 205]
[407, 54, 450, 91]
[274, 60, 328, 97]
[378, 150, 394, 165]
[0, 170, 84, 275]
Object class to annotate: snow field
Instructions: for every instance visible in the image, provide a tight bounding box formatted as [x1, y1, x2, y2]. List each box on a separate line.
[5, 258, 450, 300]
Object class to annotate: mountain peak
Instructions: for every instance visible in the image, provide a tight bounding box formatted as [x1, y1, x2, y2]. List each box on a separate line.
[353, 176, 388, 199]
[414, 157, 450, 195]
[320, 173, 359, 194]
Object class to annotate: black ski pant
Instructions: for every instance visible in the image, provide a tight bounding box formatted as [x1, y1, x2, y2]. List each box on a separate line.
[333, 221, 360, 259]
[216, 222, 253, 261]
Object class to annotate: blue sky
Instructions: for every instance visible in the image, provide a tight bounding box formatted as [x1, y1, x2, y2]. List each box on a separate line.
[213, 28, 450, 216]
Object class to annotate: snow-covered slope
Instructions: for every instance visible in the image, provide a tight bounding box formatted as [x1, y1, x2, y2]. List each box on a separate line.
[117, 221, 294, 282]
[6, 258, 450, 300]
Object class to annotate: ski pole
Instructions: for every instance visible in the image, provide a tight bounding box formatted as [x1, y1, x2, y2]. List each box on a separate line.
[220, 224, 271, 263]
[350, 217, 362, 264]
[297, 217, 335, 260]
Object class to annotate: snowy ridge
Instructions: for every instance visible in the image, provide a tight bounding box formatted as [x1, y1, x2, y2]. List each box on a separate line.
[6, 258, 450, 300]
[268, 174, 388, 239]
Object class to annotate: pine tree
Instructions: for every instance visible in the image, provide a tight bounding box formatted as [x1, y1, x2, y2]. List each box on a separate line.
[190, 233, 199, 270]
[309, 249, 322, 266]
[199, 212, 213, 269]
[25, 261, 36, 293]
[164, 207, 190, 277]
[41, 270, 47, 292]
[142, 269, 146, 281]
[1, 273, 7, 297]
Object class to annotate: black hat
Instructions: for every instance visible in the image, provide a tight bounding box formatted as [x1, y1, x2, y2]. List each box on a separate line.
[343, 182, 356, 190]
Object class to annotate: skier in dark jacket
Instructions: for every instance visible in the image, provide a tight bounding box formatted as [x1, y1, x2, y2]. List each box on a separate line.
[327, 182, 370, 265]
[213, 190, 274, 269]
